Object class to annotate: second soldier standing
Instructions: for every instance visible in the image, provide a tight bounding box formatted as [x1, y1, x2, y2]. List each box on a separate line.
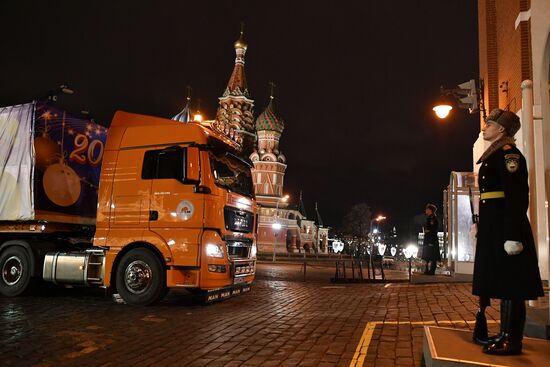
[421, 203, 440, 275]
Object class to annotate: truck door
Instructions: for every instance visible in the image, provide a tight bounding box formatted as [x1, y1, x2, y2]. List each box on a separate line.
[111, 149, 151, 228]
[145, 146, 202, 266]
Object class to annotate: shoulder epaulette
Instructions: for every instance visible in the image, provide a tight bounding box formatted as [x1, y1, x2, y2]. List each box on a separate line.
[502, 144, 513, 151]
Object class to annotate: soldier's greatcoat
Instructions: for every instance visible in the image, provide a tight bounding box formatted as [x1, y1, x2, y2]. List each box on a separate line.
[421, 214, 440, 261]
[472, 143, 544, 300]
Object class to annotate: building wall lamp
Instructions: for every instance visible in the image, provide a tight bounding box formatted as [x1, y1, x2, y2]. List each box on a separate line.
[433, 79, 486, 121]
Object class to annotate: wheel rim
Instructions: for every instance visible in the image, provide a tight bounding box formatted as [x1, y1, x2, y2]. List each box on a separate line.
[2, 256, 23, 286]
[124, 260, 152, 294]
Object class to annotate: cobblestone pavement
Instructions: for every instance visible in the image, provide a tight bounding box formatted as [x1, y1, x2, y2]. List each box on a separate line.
[1, 263, 504, 367]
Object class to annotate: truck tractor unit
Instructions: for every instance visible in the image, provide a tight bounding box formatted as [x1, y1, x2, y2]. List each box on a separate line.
[0, 102, 257, 305]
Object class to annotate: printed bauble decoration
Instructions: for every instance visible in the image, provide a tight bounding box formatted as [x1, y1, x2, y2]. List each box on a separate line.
[43, 163, 81, 207]
[34, 136, 61, 170]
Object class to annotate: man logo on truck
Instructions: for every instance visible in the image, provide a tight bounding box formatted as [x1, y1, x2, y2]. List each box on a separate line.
[176, 200, 194, 221]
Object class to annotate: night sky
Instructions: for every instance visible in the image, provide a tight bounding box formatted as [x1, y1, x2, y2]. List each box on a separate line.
[0, 0, 480, 238]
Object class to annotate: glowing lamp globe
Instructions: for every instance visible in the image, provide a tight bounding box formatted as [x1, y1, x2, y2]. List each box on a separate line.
[404, 244, 418, 259]
[193, 112, 203, 123]
[433, 104, 452, 119]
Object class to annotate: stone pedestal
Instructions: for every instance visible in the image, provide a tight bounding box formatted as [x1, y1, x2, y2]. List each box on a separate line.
[525, 307, 550, 340]
[423, 326, 550, 367]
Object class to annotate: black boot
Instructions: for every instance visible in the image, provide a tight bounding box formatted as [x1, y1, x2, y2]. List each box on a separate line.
[423, 262, 430, 275]
[473, 310, 489, 345]
[428, 260, 437, 275]
[483, 300, 524, 355]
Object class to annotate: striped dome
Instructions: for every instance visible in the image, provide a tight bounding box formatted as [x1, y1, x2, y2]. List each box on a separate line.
[255, 99, 284, 133]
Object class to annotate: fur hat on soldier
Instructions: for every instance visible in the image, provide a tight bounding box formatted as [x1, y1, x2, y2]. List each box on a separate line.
[426, 203, 437, 213]
[486, 108, 521, 137]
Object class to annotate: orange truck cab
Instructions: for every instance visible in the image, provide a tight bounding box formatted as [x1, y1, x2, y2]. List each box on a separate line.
[1, 105, 257, 305]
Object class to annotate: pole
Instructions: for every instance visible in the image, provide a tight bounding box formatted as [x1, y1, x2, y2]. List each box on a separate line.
[369, 219, 374, 280]
[272, 231, 277, 262]
[521, 80, 537, 244]
[272, 199, 281, 262]
[521, 80, 550, 312]
[408, 257, 412, 282]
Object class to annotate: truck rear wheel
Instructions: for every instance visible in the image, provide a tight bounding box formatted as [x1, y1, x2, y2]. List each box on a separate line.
[0, 246, 32, 297]
[116, 248, 166, 306]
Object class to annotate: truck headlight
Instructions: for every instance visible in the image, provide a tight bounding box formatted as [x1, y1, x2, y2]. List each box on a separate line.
[250, 244, 257, 258]
[206, 244, 224, 258]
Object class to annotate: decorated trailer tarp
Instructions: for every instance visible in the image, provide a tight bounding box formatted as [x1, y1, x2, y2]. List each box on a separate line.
[0, 102, 107, 224]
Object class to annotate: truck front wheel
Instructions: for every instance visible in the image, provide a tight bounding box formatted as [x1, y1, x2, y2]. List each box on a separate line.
[116, 248, 166, 306]
[0, 246, 32, 297]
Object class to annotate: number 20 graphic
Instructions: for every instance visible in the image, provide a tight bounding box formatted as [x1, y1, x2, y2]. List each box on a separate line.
[69, 133, 104, 167]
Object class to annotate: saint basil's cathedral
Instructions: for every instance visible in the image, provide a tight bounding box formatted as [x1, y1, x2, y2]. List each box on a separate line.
[173, 30, 329, 255]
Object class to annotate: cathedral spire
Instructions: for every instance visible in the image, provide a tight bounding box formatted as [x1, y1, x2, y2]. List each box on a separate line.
[172, 86, 193, 123]
[314, 202, 324, 227]
[224, 23, 249, 98]
[214, 24, 255, 153]
[299, 191, 308, 218]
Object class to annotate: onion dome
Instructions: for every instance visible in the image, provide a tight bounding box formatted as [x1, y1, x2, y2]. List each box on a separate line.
[173, 87, 193, 123]
[172, 98, 192, 123]
[234, 31, 247, 50]
[255, 97, 284, 133]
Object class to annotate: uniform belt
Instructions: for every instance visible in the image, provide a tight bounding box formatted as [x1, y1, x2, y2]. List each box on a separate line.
[480, 191, 505, 200]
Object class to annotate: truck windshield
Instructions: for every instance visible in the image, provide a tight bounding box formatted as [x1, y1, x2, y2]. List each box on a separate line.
[208, 151, 254, 198]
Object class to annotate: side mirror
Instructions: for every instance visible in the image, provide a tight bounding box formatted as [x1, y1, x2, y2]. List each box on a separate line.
[186, 147, 200, 182]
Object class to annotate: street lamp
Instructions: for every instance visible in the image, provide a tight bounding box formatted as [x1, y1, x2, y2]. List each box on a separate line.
[368, 215, 386, 279]
[272, 194, 289, 262]
[432, 79, 487, 121]
[272, 222, 282, 262]
[403, 244, 419, 282]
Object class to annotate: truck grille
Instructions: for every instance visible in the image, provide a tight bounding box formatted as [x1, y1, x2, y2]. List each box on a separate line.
[224, 206, 254, 233]
[226, 240, 251, 259]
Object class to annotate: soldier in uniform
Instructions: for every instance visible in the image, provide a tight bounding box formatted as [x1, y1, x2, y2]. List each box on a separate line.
[421, 204, 440, 275]
[472, 108, 544, 355]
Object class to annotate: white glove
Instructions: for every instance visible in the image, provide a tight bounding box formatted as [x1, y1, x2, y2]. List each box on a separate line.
[504, 240, 523, 255]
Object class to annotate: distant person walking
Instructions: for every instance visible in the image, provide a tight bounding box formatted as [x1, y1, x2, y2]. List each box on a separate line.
[472, 108, 544, 355]
[421, 203, 440, 275]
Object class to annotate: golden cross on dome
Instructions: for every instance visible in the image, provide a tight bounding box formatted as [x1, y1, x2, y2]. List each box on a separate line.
[269, 81, 276, 100]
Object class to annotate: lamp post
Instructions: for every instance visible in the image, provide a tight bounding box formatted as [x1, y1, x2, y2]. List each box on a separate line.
[404, 244, 419, 282]
[368, 215, 386, 279]
[272, 195, 289, 262]
[272, 222, 282, 262]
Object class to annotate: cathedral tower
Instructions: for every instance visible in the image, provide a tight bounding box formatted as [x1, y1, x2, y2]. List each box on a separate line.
[250, 89, 287, 207]
[213, 28, 255, 153]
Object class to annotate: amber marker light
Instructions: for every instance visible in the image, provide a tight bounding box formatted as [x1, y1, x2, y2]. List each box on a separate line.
[193, 111, 203, 123]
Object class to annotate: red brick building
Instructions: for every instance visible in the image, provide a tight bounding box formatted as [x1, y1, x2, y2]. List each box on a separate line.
[475, 0, 550, 280]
